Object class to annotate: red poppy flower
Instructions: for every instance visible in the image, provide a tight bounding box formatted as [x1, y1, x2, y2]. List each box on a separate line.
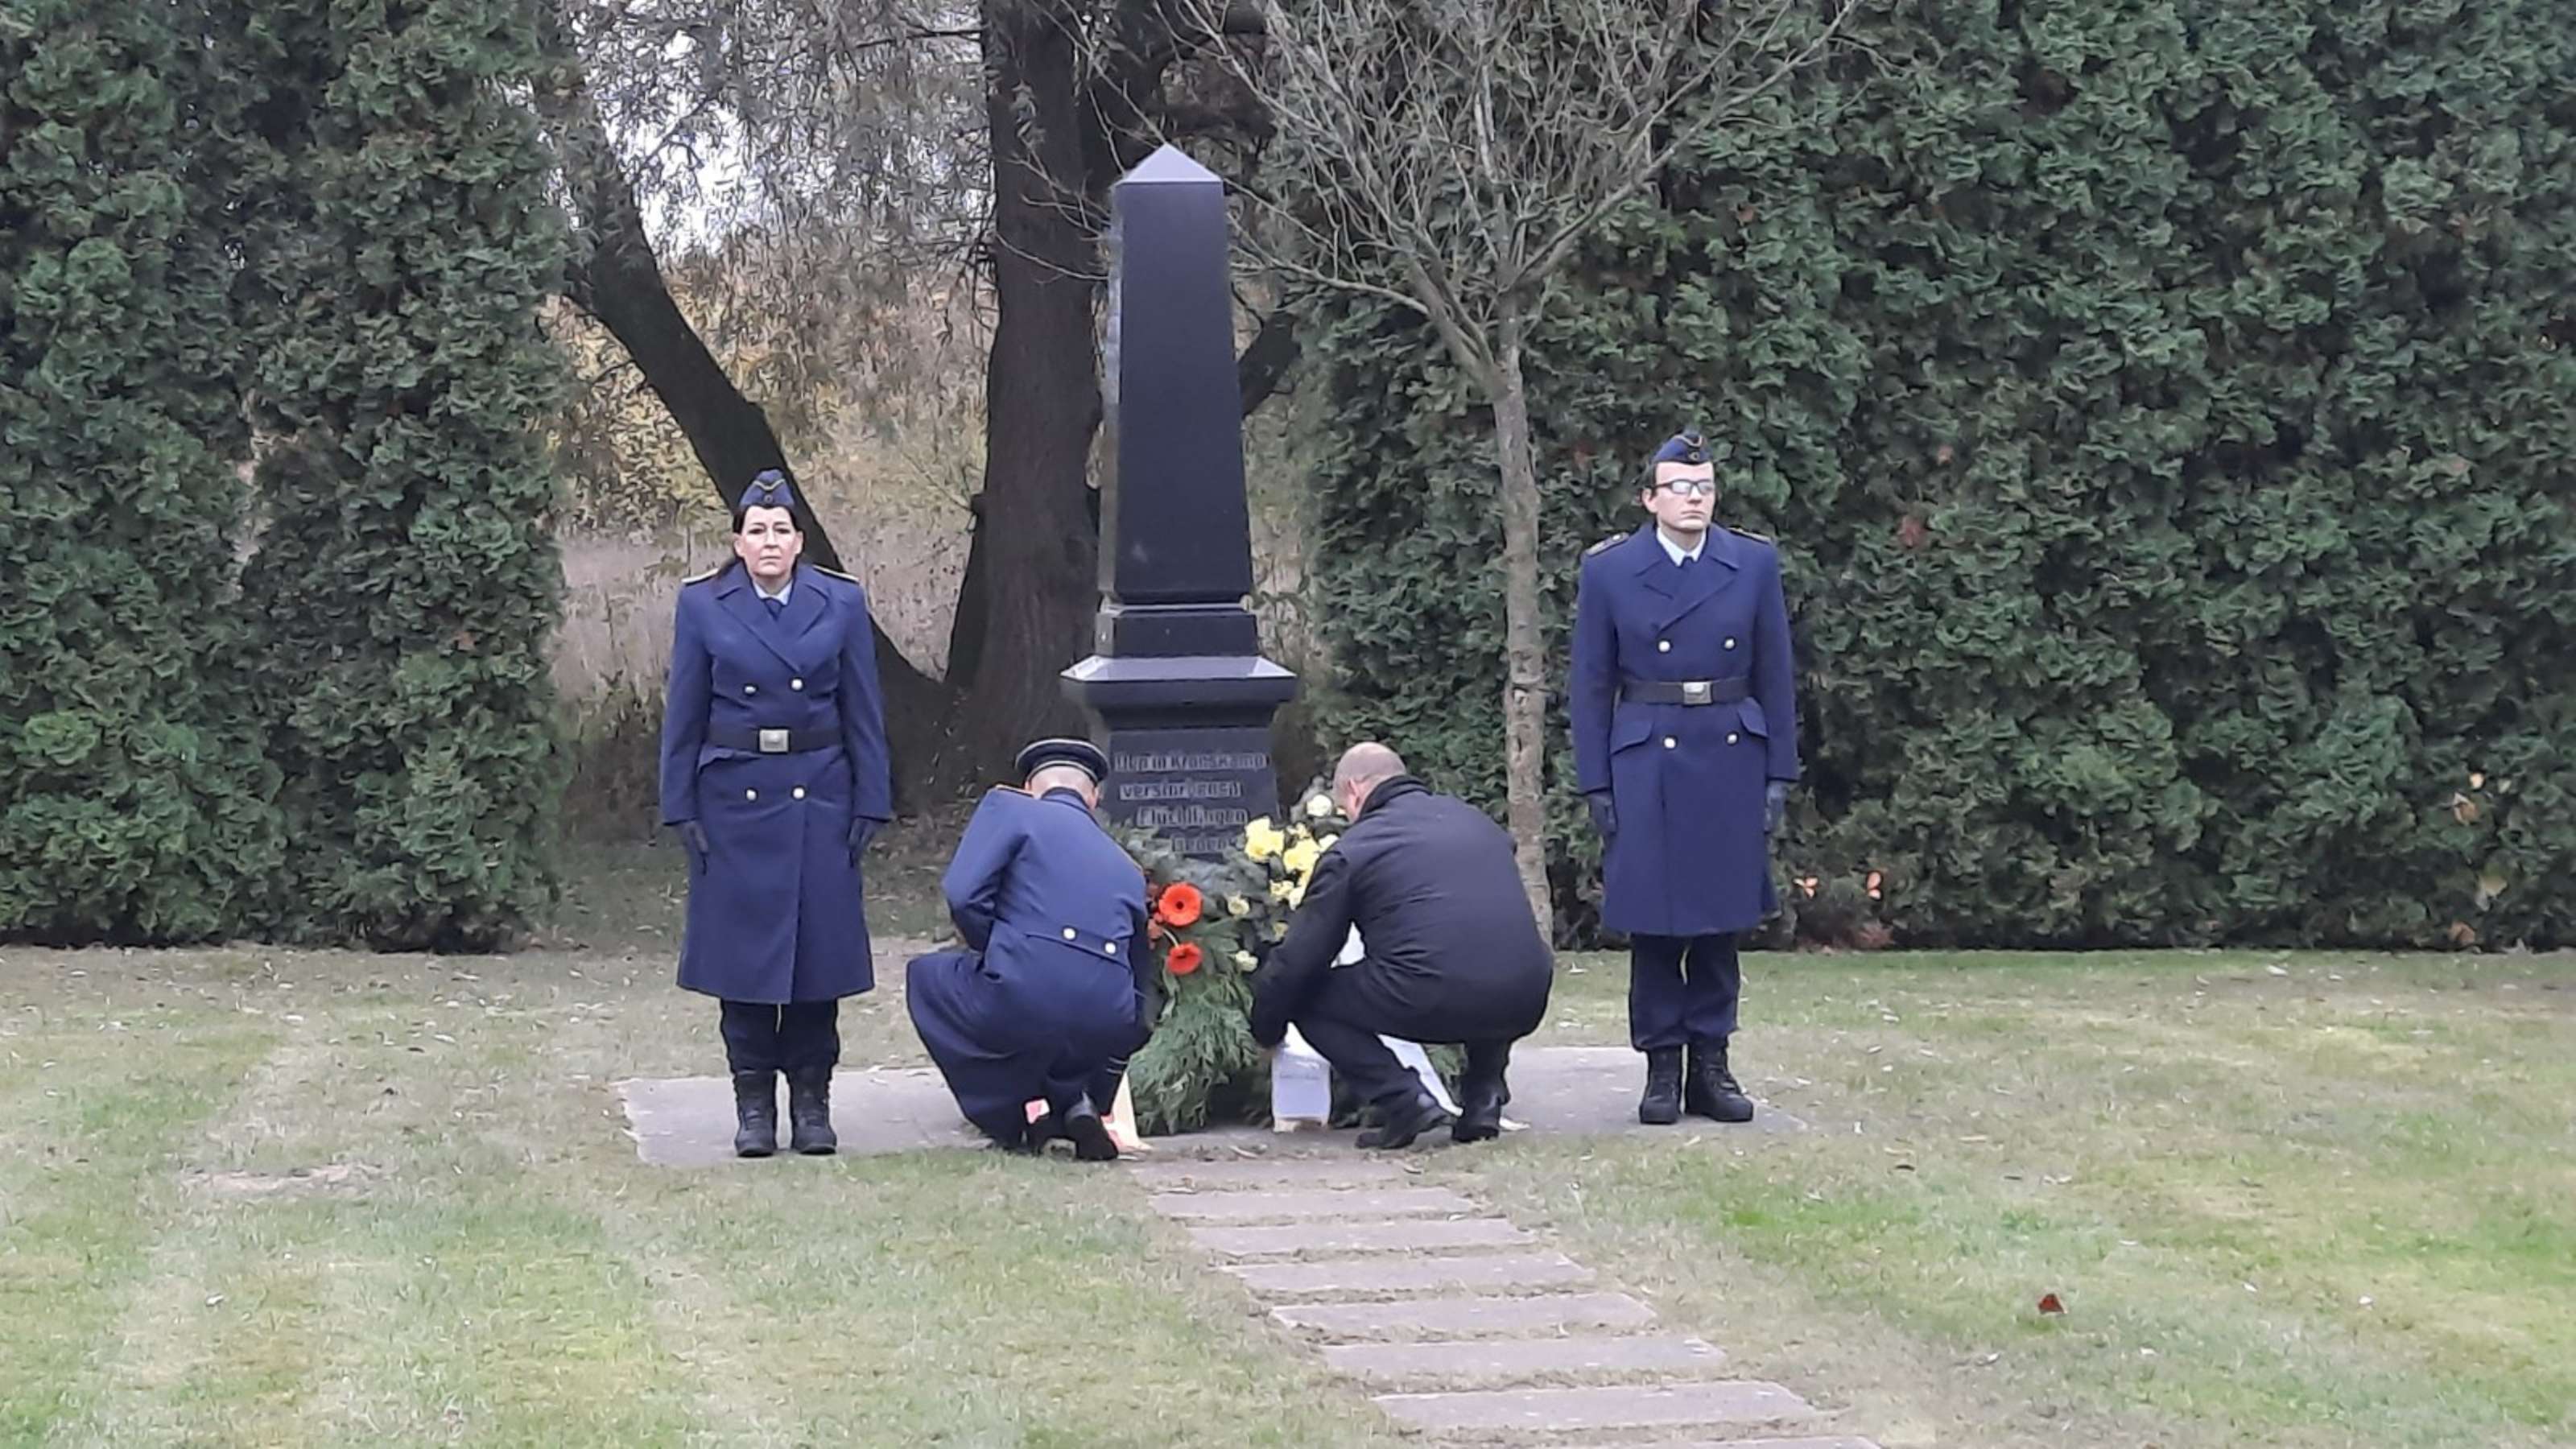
[1166, 942, 1205, 976]
[1156, 882, 1204, 927]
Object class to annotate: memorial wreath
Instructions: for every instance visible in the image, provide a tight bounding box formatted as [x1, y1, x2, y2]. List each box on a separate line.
[1117, 786, 1348, 1133]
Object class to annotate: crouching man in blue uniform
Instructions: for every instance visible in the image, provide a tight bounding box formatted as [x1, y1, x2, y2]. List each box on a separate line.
[660, 470, 894, 1158]
[1569, 430, 1799, 1126]
[906, 740, 1160, 1162]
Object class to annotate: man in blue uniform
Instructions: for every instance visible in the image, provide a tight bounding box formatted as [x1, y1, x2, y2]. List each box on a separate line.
[906, 739, 1160, 1162]
[1569, 430, 1798, 1126]
[661, 470, 894, 1158]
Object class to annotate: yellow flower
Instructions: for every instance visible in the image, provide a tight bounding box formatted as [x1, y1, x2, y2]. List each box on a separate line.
[1287, 882, 1307, 908]
[1304, 794, 1335, 819]
[1269, 879, 1297, 902]
[1243, 818, 1284, 861]
[1280, 838, 1321, 878]
[1232, 952, 1257, 972]
[1316, 834, 1339, 853]
[1225, 894, 1252, 918]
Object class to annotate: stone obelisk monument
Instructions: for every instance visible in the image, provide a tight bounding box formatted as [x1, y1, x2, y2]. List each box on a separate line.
[1062, 146, 1298, 854]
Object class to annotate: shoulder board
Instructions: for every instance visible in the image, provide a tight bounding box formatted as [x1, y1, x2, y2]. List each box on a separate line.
[1725, 525, 1774, 545]
[810, 565, 861, 584]
[1584, 535, 1626, 557]
[679, 566, 723, 585]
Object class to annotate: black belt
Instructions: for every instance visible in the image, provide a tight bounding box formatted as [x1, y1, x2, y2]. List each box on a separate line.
[709, 725, 838, 754]
[1619, 677, 1750, 706]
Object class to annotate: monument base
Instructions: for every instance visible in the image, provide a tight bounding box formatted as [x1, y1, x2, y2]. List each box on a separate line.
[1064, 654, 1299, 854]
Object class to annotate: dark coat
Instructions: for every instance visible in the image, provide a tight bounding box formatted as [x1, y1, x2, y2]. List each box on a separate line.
[1249, 778, 1554, 1048]
[1569, 525, 1799, 937]
[658, 562, 893, 1003]
[906, 786, 1158, 1136]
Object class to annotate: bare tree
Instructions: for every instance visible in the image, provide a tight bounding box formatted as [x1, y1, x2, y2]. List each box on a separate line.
[1183, 0, 1853, 931]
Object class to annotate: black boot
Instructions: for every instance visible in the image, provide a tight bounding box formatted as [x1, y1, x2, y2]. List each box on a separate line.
[1454, 1054, 1510, 1145]
[1061, 1096, 1120, 1162]
[1685, 1041, 1756, 1124]
[732, 1071, 778, 1158]
[785, 1067, 838, 1155]
[1637, 1047, 1683, 1125]
[1356, 1089, 1455, 1150]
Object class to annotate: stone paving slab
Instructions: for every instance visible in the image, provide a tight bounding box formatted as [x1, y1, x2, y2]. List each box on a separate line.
[1274, 1291, 1657, 1340]
[1191, 1216, 1533, 1258]
[1320, 1334, 1724, 1387]
[1370, 1380, 1812, 1436]
[1149, 1185, 1479, 1222]
[617, 1045, 1805, 1165]
[615, 1068, 980, 1168]
[1223, 1252, 1592, 1298]
[1126, 1158, 1407, 1191]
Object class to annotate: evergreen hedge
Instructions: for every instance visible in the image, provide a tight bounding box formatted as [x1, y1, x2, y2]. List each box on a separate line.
[0, 1, 286, 942]
[1302, 0, 2576, 948]
[234, 0, 568, 948]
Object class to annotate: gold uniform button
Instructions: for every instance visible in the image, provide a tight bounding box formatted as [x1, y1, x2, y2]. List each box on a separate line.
[791, 679, 805, 691]
[1062, 927, 1077, 940]
[792, 787, 807, 800]
[1657, 640, 1671, 653]
[1662, 737, 1678, 749]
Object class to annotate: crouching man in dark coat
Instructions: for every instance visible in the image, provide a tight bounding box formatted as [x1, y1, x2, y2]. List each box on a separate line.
[906, 740, 1158, 1161]
[1249, 743, 1555, 1149]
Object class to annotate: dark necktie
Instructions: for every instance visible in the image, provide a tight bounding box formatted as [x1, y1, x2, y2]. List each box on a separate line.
[764, 596, 784, 619]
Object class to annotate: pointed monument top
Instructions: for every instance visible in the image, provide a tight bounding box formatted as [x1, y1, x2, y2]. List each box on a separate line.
[1121, 144, 1221, 188]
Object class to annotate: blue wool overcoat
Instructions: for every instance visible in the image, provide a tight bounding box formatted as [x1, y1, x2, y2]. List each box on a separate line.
[658, 562, 893, 1002]
[1569, 526, 1800, 937]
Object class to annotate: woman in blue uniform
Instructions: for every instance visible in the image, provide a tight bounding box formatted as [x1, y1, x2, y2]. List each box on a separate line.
[659, 471, 894, 1158]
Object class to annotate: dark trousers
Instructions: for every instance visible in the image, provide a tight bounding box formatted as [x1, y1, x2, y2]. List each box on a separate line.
[720, 999, 840, 1074]
[1628, 933, 1740, 1051]
[1294, 971, 1520, 1113]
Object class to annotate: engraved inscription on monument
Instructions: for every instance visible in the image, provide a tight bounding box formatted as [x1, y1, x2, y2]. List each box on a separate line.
[1107, 729, 1274, 856]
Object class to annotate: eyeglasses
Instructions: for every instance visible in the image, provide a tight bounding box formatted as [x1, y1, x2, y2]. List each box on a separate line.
[1654, 478, 1717, 498]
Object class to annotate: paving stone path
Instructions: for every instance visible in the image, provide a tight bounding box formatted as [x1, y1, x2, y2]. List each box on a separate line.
[1132, 1154, 1881, 1447]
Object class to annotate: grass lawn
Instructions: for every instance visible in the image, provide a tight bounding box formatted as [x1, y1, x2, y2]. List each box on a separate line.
[3, 832, 2570, 1447]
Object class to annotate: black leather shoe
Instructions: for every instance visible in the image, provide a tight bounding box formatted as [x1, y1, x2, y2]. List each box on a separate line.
[732, 1071, 778, 1158]
[1356, 1090, 1455, 1150]
[1454, 1072, 1508, 1144]
[1685, 1042, 1755, 1124]
[1061, 1097, 1120, 1162]
[1637, 1047, 1683, 1125]
[785, 1067, 838, 1154]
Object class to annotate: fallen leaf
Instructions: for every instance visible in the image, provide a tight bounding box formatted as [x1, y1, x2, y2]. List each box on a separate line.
[2037, 1292, 2065, 1314]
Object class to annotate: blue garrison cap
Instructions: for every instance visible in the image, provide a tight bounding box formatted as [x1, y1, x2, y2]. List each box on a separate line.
[734, 469, 799, 518]
[1650, 430, 1710, 469]
[1017, 737, 1109, 785]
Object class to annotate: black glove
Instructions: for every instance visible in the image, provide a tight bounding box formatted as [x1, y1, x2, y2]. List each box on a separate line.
[675, 819, 710, 873]
[848, 816, 883, 866]
[1584, 791, 1617, 840]
[1763, 781, 1790, 836]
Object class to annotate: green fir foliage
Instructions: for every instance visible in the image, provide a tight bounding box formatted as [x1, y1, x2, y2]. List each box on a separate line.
[234, 0, 569, 948]
[1302, 0, 2576, 948]
[0, 0, 286, 942]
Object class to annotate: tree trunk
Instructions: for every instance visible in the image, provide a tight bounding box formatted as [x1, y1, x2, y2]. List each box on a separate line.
[1488, 303, 1555, 941]
[952, 0, 1110, 773]
[540, 56, 952, 799]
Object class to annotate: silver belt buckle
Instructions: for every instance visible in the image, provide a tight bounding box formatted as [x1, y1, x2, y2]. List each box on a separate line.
[1682, 680, 1712, 705]
[757, 729, 790, 754]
